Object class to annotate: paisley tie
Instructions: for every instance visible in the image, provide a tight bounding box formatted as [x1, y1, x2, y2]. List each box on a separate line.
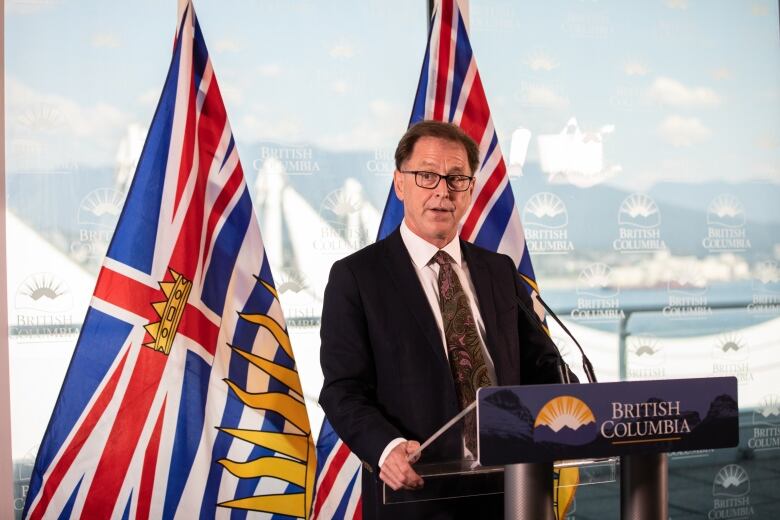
[432, 250, 491, 456]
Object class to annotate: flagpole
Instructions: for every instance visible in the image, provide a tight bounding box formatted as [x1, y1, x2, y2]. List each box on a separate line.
[429, 1, 470, 30]
[0, 0, 15, 513]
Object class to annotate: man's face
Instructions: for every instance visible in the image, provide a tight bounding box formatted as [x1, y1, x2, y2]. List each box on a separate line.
[393, 136, 474, 248]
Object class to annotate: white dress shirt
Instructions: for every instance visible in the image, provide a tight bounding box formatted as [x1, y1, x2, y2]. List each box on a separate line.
[378, 221, 496, 467]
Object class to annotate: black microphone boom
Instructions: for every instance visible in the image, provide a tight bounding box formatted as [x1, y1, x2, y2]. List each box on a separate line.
[514, 293, 572, 384]
[533, 291, 598, 384]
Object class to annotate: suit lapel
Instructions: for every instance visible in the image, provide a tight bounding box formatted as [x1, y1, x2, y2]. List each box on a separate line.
[460, 240, 502, 367]
[381, 229, 448, 366]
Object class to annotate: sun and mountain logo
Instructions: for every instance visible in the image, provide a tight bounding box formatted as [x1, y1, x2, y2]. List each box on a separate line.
[576, 263, 618, 299]
[15, 273, 73, 314]
[276, 269, 308, 295]
[522, 192, 574, 255]
[713, 333, 750, 362]
[571, 263, 623, 321]
[618, 194, 660, 228]
[752, 261, 780, 294]
[663, 267, 712, 319]
[703, 194, 751, 253]
[748, 394, 780, 451]
[712, 333, 752, 385]
[627, 334, 667, 379]
[13, 273, 77, 342]
[748, 261, 780, 314]
[533, 396, 598, 446]
[752, 394, 780, 428]
[613, 193, 666, 253]
[77, 188, 124, 227]
[709, 464, 754, 518]
[17, 103, 65, 133]
[668, 267, 708, 296]
[712, 464, 750, 497]
[523, 192, 568, 228]
[628, 335, 665, 366]
[707, 195, 745, 228]
[72, 187, 124, 263]
[318, 184, 372, 251]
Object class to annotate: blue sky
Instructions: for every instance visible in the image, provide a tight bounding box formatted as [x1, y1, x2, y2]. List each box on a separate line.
[6, 0, 780, 190]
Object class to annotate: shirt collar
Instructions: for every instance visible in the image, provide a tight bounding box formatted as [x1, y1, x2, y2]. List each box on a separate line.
[400, 220, 462, 269]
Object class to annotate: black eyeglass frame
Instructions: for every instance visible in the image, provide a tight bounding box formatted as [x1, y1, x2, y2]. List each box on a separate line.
[398, 170, 475, 192]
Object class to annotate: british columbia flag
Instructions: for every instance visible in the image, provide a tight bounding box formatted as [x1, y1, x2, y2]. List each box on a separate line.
[23, 2, 315, 519]
[313, 1, 576, 519]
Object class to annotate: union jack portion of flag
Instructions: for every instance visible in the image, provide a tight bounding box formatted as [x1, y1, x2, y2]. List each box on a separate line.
[23, 3, 315, 519]
[314, 1, 575, 518]
[376, 0, 533, 274]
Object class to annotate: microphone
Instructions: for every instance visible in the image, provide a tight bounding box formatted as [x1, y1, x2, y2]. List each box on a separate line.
[522, 282, 598, 384]
[514, 292, 572, 384]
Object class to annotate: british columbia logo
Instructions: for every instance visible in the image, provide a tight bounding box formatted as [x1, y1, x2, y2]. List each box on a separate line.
[72, 187, 123, 262]
[252, 144, 320, 176]
[747, 261, 780, 314]
[712, 333, 752, 384]
[613, 193, 666, 254]
[534, 396, 689, 445]
[627, 334, 666, 379]
[663, 268, 712, 319]
[276, 268, 320, 328]
[709, 464, 754, 519]
[315, 184, 372, 252]
[14, 273, 77, 340]
[748, 394, 780, 451]
[534, 396, 597, 445]
[366, 148, 395, 176]
[15, 273, 72, 314]
[522, 192, 574, 254]
[703, 194, 751, 253]
[572, 263, 623, 321]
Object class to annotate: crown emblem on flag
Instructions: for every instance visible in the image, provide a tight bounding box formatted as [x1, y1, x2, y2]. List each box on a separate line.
[144, 268, 193, 355]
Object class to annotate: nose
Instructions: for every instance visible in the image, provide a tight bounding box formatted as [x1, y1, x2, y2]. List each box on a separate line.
[433, 176, 451, 197]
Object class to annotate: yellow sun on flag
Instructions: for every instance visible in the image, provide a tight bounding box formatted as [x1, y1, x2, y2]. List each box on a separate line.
[217, 278, 316, 519]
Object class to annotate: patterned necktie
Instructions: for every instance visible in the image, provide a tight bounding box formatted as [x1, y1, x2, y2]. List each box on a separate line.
[432, 250, 491, 456]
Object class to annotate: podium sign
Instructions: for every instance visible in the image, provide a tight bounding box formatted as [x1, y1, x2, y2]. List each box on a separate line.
[477, 377, 738, 466]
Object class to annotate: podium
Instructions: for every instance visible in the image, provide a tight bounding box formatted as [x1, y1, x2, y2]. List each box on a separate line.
[384, 377, 739, 519]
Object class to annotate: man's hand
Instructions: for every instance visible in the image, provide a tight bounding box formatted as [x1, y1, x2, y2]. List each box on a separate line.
[379, 440, 423, 491]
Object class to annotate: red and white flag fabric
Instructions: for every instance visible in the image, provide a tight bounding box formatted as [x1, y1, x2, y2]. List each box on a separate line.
[23, 2, 315, 518]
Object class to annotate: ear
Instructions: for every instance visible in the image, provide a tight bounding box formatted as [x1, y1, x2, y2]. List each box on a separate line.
[393, 170, 405, 201]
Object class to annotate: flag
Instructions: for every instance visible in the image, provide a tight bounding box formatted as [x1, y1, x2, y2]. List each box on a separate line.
[23, 3, 315, 518]
[314, 1, 576, 518]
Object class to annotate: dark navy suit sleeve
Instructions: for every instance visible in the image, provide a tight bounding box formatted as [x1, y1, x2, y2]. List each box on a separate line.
[318, 258, 404, 469]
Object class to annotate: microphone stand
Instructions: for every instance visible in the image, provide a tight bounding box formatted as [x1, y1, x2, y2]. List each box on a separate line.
[515, 274, 598, 384]
[514, 293, 572, 384]
[532, 292, 598, 384]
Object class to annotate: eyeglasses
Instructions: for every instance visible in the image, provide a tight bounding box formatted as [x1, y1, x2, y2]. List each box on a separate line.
[399, 170, 475, 192]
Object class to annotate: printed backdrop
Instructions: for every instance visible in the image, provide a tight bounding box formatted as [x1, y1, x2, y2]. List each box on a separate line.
[6, 1, 780, 518]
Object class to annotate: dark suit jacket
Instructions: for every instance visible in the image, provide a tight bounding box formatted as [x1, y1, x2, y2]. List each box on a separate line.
[319, 228, 567, 519]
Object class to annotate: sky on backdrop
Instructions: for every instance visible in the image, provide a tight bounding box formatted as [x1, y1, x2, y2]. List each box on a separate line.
[5, 0, 780, 191]
[5, 0, 780, 458]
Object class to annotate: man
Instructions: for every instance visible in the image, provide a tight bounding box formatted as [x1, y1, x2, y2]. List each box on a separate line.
[319, 121, 568, 519]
